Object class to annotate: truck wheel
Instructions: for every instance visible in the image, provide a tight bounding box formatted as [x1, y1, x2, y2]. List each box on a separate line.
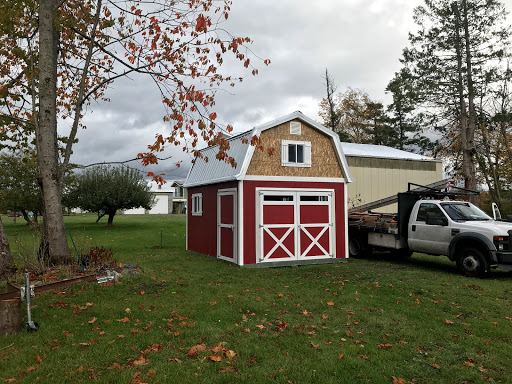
[456, 248, 489, 278]
[349, 236, 372, 258]
[349, 236, 363, 258]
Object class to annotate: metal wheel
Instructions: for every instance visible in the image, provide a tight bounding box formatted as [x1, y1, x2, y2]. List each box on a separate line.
[349, 235, 372, 258]
[349, 236, 363, 258]
[456, 248, 489, 278]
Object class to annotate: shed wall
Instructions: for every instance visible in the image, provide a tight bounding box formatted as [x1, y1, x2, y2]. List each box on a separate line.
[242, 180, 346, 265]
[246, 120, 343, 178]
[187, 181, 238, 257]
[346, 157, 443, 213]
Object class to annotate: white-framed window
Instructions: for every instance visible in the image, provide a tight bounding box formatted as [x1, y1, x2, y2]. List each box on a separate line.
[290, 121, 301, 135]
[191, 193, 203, 216]
[281, 140, 311, 167]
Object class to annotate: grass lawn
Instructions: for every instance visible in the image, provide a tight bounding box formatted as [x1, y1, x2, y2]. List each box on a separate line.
[1, 214, 512, 383]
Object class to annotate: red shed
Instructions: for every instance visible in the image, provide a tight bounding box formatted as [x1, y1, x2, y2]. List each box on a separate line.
[184, 111, 353, 267]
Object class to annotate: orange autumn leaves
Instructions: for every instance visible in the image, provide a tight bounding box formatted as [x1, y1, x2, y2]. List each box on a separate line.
[186, 342, 237, 363]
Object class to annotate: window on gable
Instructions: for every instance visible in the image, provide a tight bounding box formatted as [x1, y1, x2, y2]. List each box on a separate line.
[281, 140, 311, 167]
[191, 193, 202, 216]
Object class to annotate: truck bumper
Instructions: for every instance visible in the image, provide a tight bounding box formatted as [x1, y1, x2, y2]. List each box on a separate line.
[495, 251, 512, 264]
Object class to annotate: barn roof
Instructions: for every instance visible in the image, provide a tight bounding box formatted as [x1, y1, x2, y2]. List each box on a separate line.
[183, 130, 252, 187]
[184, 111, 353, 187]
[341, 142, 438, 161]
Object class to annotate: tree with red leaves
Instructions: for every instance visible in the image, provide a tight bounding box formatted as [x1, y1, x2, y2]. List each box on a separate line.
[0, 0, 268, 264]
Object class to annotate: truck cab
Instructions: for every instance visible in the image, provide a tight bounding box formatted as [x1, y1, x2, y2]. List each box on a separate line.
[407, 199, 512, 277]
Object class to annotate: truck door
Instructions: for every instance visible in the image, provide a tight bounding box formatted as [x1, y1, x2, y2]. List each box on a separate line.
[408, 203, 451, 255]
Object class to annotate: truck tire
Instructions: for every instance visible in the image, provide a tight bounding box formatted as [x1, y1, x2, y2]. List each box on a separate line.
[349, 235, 372, 258]
[456, 248, 490, 278]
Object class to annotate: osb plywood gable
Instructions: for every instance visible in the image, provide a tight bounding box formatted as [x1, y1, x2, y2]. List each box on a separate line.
[246, 120, 344, 178]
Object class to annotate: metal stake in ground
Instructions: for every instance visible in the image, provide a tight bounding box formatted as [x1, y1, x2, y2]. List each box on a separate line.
[22, 273, 39, 332]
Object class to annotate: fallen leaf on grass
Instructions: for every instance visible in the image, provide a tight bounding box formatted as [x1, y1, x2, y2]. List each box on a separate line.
[35, 355, 42, 364]
[4, 378, 16, 383]
[310, 342, 320, 349]
[168, 357, 182, 363]
[125, 308, 131, 314]
[187, 344, 207, 358]
[358, 355, 370, 360]
[88, 317, 97, 324]
[444, 320, 454, 325]
[132, 355, 149, 367]
[210, 302, 218, 306]
[463, 361, 474, 367]
[220, 366, 236, 373]
[117, 317, 130, 323]
[377, 343, 393, 349]
[225, 350, 236, 359]
[140, 291, 145, 295]
[399, 341, 408, 345]
[255, 325, 266, 330]
[327, 301, 334, 306]
[392, 377, 406, 384]
[432, 364, 440, 369]
[208, 354, 223, 362]
[338, 353, 344, 359]
[106, 363, 121, 370]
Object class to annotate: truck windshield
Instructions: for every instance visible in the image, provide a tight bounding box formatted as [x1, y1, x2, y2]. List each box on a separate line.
[440, 202, 491, 221]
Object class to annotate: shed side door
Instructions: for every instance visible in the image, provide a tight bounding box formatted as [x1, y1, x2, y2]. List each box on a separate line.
[218, 190, 237, 263]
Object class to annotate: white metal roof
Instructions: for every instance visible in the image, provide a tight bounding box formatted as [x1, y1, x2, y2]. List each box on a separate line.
[341, 142, 437, 161]
[184, 111, 353, 187]
[184, 131, 252, 187]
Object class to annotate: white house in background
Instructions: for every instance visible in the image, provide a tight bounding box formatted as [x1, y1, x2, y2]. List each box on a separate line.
[124, 181, 173, 215]
[171, 181, 186, 214]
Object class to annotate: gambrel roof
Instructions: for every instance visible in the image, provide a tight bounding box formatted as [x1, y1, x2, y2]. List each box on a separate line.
[184, 111, 353, 187]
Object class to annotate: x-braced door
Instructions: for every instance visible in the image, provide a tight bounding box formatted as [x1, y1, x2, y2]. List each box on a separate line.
[298, 192, 333, 259]
[258, 190, 334, 263]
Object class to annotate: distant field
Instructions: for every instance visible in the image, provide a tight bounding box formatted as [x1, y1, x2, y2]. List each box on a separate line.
[1, 214, 511, 384]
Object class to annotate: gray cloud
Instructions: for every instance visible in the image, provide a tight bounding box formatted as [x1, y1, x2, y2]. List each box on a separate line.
[64, 0, 512, 181]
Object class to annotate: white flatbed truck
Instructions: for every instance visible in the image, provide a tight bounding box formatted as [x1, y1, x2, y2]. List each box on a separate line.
[348, 183, 512, 278]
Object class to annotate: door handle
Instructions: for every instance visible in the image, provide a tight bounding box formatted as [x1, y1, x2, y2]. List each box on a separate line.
[412, 225, 416, 232]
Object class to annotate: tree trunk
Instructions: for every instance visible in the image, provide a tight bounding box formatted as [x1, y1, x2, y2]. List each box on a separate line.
[462, 0, 478, 203]
[0, 299, 23, 336]
[0, 217, 14, 278]
[95, 212, 106, 223]
[107, 212, 115, 227]
[21, 211, 33, 226]
[37, 0, 70, 264]
[452, 3, 470, 191]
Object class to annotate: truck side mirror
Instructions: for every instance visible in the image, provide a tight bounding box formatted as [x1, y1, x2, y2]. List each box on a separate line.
[425, 213, 448, 226]
[492, 202, 502, 221]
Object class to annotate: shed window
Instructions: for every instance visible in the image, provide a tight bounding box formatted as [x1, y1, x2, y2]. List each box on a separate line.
[281, 140, 311, 167]
[290, 121, 301, 135]
[191, 193, 203, 216]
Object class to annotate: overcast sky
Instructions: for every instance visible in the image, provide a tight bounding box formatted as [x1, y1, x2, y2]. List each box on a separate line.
[70, 0, 512, 182]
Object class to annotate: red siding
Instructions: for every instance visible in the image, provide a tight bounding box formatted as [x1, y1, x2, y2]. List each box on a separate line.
[187, 181, 238, 258]
[243, 181, 346, 265]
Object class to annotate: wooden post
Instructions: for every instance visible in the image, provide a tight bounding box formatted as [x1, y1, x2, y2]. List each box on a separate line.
[0, 298, 23, 336]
